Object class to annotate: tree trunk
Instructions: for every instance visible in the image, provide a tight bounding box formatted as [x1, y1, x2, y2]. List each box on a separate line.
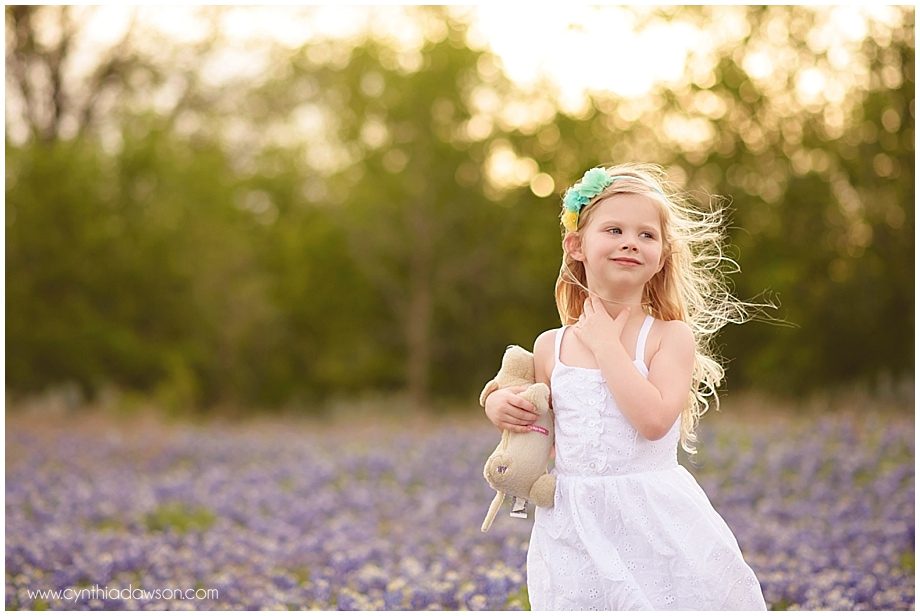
[405, 210, 432, 413]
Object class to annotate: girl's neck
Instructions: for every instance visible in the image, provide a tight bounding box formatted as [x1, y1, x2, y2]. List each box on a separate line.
[587, 284, 647, 318]
[598, 299, 647, 321]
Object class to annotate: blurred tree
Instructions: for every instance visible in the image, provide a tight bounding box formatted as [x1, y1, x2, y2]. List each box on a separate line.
[6, 6, 210, 142]
[5, 5, 914, 413]
[250, 9, 547, 411]
[6, 6, 279, 410]
[655, 5, 916, 394]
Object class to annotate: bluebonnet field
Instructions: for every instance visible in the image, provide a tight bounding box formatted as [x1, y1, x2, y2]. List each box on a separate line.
[5, 395, 915, 610]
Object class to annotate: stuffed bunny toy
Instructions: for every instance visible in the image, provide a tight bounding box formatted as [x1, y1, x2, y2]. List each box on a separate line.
[480, 345, 556, 532]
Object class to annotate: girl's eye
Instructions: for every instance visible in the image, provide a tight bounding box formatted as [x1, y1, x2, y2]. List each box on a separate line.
[606, 227, 655, 239]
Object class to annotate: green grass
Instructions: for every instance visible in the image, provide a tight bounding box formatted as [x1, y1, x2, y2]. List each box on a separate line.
[31, 598, 49, 611]
[289, 566, 311, 584]
[771, 596, 793, 610]
[506, 585, 530, 610]
[900, 550, 915, 574]
[90, 516, 126, 531]
[144, 502, 217, 534]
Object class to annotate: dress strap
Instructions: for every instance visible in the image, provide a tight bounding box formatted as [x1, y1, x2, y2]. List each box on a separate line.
[554, 325, 568, 364]
[635, 314, 654, 366]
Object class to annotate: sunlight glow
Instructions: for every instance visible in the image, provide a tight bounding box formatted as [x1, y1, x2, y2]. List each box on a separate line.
[530, 173, 556, 198]
[69, 5, 887, 112]
[485, 141, 538, 191]
[796, 67, 828, 105]
[743, 50, 775, 82]
[469, 5, 703, 99]
[9, 3, 900, 180]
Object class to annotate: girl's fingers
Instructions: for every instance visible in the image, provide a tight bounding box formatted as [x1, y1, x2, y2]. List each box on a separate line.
[504, 407, 532, 422]
[505, 408, 537, 424]
[512, 396, 537, 413]
[512, 411, 538, 424]
[508, 411, 537, 424]
[590, 293, 602, 312]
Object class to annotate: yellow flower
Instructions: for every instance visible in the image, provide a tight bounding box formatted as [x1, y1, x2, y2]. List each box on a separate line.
[561, 210, 579, 232]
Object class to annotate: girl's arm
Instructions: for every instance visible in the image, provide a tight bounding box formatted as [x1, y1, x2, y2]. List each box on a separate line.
[532, 329, 556, 460]
[532, 329, 554, 390]
[594, 318, 695, 441]
[573, 298, 695, 441]
[483, 386, 538, 433]
[483, 330, 556, 436]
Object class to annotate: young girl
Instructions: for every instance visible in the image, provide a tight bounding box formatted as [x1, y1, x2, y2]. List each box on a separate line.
[484, 163, 768, 610]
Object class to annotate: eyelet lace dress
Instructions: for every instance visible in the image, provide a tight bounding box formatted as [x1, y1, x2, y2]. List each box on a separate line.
[526, 316, 766, 610]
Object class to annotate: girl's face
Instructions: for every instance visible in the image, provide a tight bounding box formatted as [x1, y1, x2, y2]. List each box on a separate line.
[567, 193, 667, 289]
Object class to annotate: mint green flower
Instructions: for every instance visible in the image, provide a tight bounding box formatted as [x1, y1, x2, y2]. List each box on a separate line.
[563, 189, 589, 212]
[575, 168, 613, 196]
[563, 167, 612, 214]
[559, 168, 665, 231]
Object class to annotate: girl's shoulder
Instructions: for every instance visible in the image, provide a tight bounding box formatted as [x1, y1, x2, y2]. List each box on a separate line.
[649, 318, 695, 364]
[533, 327, 562, 379]
[533, 327, 562, 358]
[660, 318, 693, 341]
[645, 318, 693, 365]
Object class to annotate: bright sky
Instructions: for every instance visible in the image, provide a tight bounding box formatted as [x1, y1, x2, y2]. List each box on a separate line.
[471, 5, 707, 100]
[14, 4, 902, 180]
[66, 5, 735, 103]
[65, 4, 894, 111]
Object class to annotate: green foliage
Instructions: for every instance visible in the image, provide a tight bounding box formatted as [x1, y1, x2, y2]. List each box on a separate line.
[5, 6, 914, 415]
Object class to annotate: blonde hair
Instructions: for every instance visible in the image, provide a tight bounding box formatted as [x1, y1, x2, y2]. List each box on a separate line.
[554, 162, 768, 455]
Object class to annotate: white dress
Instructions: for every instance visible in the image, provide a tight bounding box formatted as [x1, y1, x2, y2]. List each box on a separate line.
[526, 316, 767, 610]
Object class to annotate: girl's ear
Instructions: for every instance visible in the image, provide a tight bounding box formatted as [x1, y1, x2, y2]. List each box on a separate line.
[563, 232, 585, 262]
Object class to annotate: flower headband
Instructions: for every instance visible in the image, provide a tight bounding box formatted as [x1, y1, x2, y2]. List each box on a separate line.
[560, 168, 664, 232]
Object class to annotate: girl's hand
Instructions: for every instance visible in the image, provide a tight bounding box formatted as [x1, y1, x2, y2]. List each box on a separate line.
[484, 385, 541, 433]
[572, 295, 630, 358]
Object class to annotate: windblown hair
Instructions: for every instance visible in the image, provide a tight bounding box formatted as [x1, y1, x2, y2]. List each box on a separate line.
[554, 162, 766, 455]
